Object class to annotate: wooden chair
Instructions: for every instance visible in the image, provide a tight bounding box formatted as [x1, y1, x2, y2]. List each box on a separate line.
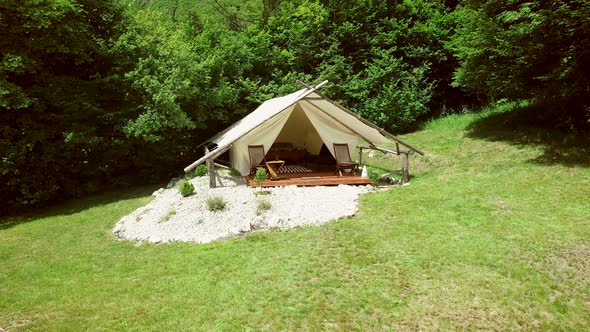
[333, 143, 359, 176]
[248, 145, 267, 175]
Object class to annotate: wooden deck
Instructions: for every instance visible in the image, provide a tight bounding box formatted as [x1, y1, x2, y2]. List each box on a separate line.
[246, 171, 372, 187]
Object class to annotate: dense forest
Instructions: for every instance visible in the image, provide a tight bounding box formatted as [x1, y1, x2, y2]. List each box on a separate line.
[1, 0, 589, 212]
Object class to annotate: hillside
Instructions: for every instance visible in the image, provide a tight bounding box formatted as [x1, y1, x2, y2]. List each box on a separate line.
[5, 0, 587, 212]
[1, 104, 589, 330]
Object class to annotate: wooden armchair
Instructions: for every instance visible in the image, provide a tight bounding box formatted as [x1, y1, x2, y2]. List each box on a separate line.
[333, 143, 359, 176]
[248, 145, 267, 175]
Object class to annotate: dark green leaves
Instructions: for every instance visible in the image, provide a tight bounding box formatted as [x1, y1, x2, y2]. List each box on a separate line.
[451, 0, 590, 127]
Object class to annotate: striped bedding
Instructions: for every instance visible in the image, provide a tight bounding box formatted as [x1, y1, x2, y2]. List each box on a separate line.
[278, 165, 313, 174]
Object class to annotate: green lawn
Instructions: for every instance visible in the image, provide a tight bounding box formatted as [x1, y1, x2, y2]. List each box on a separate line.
[2, 104, 589, 330]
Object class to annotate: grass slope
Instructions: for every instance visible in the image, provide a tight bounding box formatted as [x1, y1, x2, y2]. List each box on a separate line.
[1, 104, 589, 330]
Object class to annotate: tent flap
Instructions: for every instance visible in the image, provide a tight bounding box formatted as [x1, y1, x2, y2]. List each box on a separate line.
[230, 105, 295, 175]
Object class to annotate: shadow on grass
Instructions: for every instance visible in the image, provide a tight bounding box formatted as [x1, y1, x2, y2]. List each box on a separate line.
[0, 185, 159, 230]
[466, 103, 590, 167]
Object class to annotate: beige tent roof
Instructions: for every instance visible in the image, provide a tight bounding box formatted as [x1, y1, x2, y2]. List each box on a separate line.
[185, 81, 422, 175]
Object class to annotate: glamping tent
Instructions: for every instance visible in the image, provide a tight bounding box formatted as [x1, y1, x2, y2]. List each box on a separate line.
[185, 81, 423, 186]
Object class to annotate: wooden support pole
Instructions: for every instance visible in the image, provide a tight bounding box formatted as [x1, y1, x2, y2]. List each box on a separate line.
[205, 147, 216, 188]
[356, 145, 410, 156]
[358, 147, 363, 165]
[207, 159, 216, 188]
[214, 162, 229, 169]
[184, 144, 232, 173]
[356, 144, 413, 184]
[401, 152, 409, 184]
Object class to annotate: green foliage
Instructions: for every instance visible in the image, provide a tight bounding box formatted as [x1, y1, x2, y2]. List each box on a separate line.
[451, 0, 590, 128]
[112, 10, 198, 141]
[254, 167, 268, 184]
[350, 1, 460, 130]
[350, 63, 435, 132]
[206, 196, 226, 211]
[178, 181, 195, 197]
[0, 0, 129, 212]
[124, 0, 261, 28]
[194, 165, 208, 177]
[256, 0, 461, 132]
[256, 199, 272, 215]
[111, 8, 264, 141]
[366, 166, 385, 183]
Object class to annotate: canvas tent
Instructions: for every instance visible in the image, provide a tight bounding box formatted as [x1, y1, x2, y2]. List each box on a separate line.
[185, 81, 423, 180]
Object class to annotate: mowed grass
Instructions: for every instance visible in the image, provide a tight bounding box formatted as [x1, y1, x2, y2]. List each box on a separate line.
[2, 104, 589, 330]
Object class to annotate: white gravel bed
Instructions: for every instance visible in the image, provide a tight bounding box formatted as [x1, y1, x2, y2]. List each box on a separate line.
[113, 171, 375, 244]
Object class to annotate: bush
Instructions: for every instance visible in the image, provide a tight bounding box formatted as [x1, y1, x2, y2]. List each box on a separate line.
[207, 196, 226, 211]
[178, 181, 195, 197]
[254, 167, 268, 184]
[367, 166, 383, 183]
[256, 199, 271, 215]
[194, 164, 207, 177]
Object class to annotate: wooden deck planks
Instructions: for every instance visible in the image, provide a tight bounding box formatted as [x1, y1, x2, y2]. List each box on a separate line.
[246, 172, 372, 187]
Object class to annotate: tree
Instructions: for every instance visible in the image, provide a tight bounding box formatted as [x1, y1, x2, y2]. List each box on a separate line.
[258, 0, 459, 132]
[0, 0, 125, 211]
[111, 9, 269, 142]
[451, 0, 590, 128]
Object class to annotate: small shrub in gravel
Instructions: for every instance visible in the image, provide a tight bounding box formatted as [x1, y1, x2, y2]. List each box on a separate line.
[159, 209, 176, 223]
[207, 196, 226, 211]
[254, 167, 268, 185]
[256, 199, 271, 215]
[194, 165, 207, 177]
[179, 181, 195, 197]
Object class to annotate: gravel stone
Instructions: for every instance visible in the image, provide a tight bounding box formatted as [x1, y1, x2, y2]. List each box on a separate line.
[113, 170, 375, 244]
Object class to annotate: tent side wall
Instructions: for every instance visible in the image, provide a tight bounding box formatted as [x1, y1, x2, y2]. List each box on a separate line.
[230, 105, 296, 175]
[300, 102, 361, 158]
[300, 97, 391, 148]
